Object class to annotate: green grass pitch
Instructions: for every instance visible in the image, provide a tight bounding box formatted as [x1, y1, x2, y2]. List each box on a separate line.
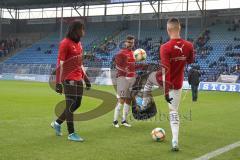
[0, 80, 239, 160]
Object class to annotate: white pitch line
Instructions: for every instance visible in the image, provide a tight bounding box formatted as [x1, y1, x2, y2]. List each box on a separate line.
[182, 89, 189, 102]
[193, 141, 240, 160]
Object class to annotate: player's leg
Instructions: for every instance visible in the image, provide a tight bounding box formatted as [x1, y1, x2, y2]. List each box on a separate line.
[193, 84, 199, 101]
[65, 81, 84, 141]
[121, 77, 136, 127]
[121, 98, 131, 127]
[53, 81, 84, 141]
[54, 96, 81, 131]
[51, 81, 72, 136]
[65, 95, 84, 142]
[191, 85, 197, 101]
[168, 88, 182, 151]
[142, 72, 158, 108]
[113, 77, 126, 128]
[195, 84, 199, 101]
[191, 85, 195, 101]
[51, 120, 62, 136]
[113, 98, 125, 128]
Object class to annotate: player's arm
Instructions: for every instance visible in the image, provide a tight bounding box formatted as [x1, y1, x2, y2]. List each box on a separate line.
[187, 43, 195, 64]
[81, 64, 91, 90]
[55, 60, 64, 94]
[59, 60, 64, 83]
[55, 42, 67, 94]
[160, 45, 173, 104]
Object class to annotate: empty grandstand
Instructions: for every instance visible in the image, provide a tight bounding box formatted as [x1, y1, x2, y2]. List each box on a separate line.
[1, 1, 240, 160]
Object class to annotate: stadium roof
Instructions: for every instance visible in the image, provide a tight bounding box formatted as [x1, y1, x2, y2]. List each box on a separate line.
[0, 0, 110, 9]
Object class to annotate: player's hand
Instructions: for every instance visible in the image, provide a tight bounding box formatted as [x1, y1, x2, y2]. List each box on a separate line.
[84, 77, 91, 90]
[165, 94, 173, 104]
[56, 83, 63, 94]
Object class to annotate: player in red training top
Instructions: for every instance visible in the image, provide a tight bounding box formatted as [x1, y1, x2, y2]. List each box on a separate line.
[142, 18, 195, 151]
[52, 21, 91, 142]
[113, 35, 137, 128]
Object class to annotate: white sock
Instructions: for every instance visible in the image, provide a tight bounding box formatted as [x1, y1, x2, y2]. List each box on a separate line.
[122, 103, 130, 122]
[169, 111, 180, 143]
[114, 103, 122, 122]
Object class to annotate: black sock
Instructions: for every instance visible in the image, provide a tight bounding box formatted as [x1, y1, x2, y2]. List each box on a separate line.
[67, 121, 74, 134]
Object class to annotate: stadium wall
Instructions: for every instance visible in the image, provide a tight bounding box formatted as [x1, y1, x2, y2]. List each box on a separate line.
[0, 72, 239, 92]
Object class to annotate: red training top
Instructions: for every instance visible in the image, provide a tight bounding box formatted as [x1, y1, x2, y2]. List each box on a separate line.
[56, 38, 84, 83]
[156, 38, 195, 94]
[115, 48, 136, 78]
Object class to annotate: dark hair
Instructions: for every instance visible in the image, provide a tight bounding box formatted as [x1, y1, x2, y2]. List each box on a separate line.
[167, 17, 180, 25]
[126, 35, 135, 41]
[66, 21, 85, 43]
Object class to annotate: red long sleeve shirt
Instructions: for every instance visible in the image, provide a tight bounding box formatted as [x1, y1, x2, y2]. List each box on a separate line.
[115, 48, 136, 77]
[115, 48, 147, 78]
[56, 38, 84, 83]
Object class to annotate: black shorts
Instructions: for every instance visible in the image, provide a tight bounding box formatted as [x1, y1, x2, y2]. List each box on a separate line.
[63, 80, 83, 97]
